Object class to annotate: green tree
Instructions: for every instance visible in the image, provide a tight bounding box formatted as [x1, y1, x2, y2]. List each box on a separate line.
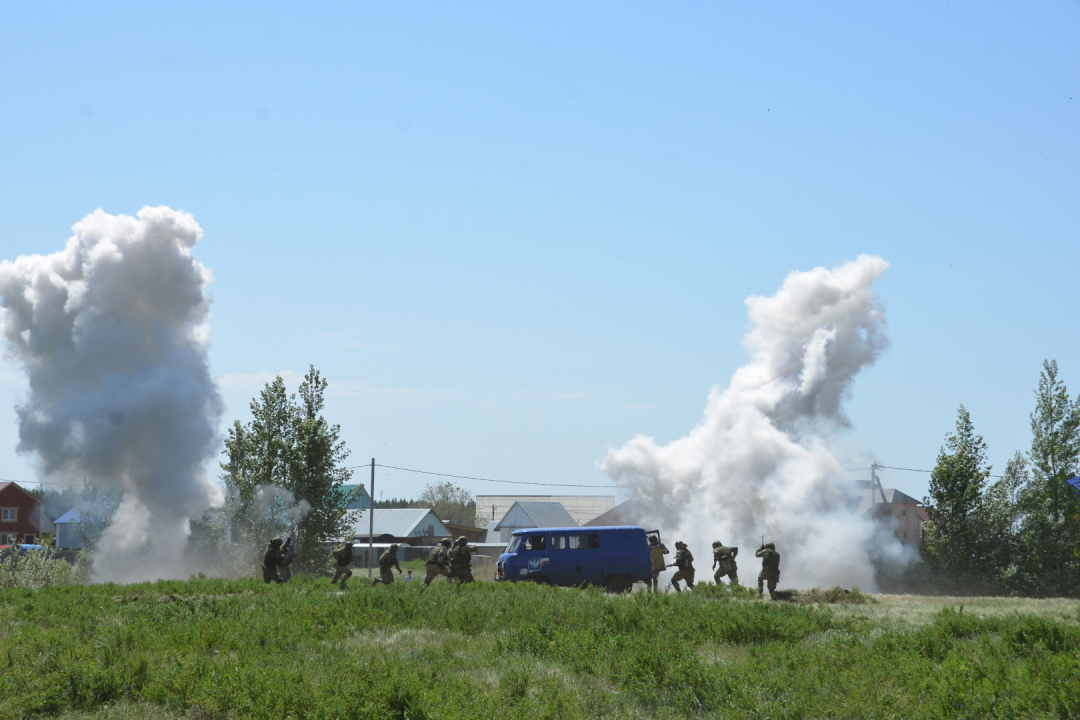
[1015, 360, 1080, 596]
[419, 482, 478, 527]
[221, 366, 353, 572]
[922, 405, 993, 586]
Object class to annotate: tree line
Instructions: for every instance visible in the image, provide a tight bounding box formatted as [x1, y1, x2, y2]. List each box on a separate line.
[918, 360, 1080, 597]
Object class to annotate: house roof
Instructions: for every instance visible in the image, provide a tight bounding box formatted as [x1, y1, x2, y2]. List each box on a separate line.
[495, 501, 578, 530]
[346, 508, 449, 538]
[54, 508, 80, 524]
[1068, 476, 1080, 492]
[584, 500, 641, 527]
[849, 486, 923, 519]
[476, 495, 614, 525]
[0, 481, 40, 504]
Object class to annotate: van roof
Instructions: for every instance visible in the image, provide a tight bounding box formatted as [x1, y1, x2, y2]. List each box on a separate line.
[511, 526, 643, 535]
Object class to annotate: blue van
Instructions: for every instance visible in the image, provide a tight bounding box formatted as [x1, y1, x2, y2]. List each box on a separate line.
[495, 526, 657, 592]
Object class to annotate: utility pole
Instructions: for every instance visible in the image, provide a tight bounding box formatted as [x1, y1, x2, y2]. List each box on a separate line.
[368, 458, 375, 580]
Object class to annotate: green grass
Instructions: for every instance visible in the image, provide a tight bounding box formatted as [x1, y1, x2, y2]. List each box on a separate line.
[1, 576, 1079, 719]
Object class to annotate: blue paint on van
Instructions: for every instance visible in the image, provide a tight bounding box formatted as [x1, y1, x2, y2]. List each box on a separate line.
[495, 526, 654, 591]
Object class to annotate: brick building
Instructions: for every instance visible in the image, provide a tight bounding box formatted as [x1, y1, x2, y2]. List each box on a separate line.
[0, 482, 54, 546]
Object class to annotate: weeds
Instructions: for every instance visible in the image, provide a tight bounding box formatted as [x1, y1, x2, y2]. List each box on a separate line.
[0, 577, 1078, 718]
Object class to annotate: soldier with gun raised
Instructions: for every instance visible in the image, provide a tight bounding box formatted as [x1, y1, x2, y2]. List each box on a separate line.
[755, 539, 781, 600]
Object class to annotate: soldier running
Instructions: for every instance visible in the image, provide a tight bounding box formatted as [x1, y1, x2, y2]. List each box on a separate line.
[448, 536, 477, 584]
[755, 541, 781, 599]
[330, 538, 355, 588]
[423, 538, 453, 586]
[278, 536, 295, 583]
[711, 540, 739, 586]
[373, 543, 403, 585]
[262, 538, 285, 584]
[667, 541, 695, 593]
[647, 534, 669, 593]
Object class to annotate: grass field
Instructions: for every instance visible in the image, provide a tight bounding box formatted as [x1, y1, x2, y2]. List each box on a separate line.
[1, 573, 1078, 720]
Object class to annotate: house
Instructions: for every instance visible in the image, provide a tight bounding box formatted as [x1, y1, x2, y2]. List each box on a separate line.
[338, 483, 372, 510]
[491, 502, 578, 543]
[444, 522, 485, 543]
[475, 495, 615, 526]
[850, 485, 924, 548]
[346, 508, 451, 546]
[0, 482, 54, 546]
[53, 507, 83, 548]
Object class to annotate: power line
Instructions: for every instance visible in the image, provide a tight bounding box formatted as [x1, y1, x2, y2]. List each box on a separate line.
[878, 464, 1003, 479]
[369, 463, 614, 489]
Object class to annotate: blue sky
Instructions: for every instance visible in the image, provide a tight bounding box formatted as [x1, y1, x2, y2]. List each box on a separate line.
[1, 1, 1078, 503]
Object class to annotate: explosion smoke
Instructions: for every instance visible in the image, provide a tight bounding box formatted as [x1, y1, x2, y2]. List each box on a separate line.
[0, 207, 223, 583]
[603, 255, 891, 589]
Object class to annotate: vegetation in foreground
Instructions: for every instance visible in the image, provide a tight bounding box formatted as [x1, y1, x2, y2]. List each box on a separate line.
[1, 576, 1078, 720]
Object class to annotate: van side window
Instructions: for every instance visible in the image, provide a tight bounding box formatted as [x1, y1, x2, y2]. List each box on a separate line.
[551, 535, 566, 550]
[569, 534, 600, 550]
[524, 535, 547, 551]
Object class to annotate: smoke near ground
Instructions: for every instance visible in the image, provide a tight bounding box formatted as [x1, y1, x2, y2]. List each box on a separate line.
[603, 255, 892, 590]
[0, 207, 224, 583]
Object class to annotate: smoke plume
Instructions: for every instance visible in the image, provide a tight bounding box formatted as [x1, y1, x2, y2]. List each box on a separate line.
[0, 207, 223, 583]
[603, 255, 891, 589]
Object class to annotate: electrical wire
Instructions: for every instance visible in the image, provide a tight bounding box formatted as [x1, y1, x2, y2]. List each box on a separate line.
[368, 464, 615, 489]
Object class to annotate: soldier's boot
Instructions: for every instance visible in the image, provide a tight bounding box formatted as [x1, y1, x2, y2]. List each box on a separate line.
[686, 580, 695, 590]
[672, 581, 681, 593]
[730, 574, 739, 586]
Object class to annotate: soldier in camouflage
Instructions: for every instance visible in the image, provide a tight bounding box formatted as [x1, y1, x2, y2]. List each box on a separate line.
[647, 534, 669, 593]
[448, 536, 477, 584]
[262, 538, 284, 584]
[755, 541, 781, 599]
[330, 539, 355, 588]
[711, 540, 739, 586]
[373, 543, 403, 585]
[667, 541, 695, 593]
[424, 538, 453, 586]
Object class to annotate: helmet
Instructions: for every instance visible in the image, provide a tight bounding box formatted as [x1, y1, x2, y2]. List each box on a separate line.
[389, 543, 399, 550]
[675, 541, 685, 549]
[648, 535, 659, 546]
[271, 538, 283, 547]
[456, 536, 468, 545]
[712, 541, 721, 548]
[440, 538, 452, 547]
[765, 542, 775, 550]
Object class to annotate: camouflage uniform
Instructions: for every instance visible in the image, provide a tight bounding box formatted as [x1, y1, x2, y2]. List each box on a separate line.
[424, 539, 453, 586]
[448, 536, 476, 584]
[330, 540, 355, 588]
[262, 539, 284, 584]
[278, 537, 295, 583]
[711, 541, 739, 585]
[755, 542, 781, 599]
[648, 536, 669, 593]
[669, 542, 695, 593]
[373, 544, 402, 585]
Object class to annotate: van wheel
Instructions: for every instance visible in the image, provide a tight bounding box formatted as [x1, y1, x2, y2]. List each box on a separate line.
[605, 575, 632, 594]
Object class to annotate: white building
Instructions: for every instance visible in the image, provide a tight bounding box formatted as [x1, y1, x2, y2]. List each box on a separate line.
[491, 502, 578, 543]
[476, 495, 615, 526]
[346, 508, 451, 543]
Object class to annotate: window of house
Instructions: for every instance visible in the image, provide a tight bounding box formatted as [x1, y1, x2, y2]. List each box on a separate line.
[903, 531, 907, 540]
[23, 534, 35, 545]
[1, 508, 16, 522]
[0, 533, 13, 545]
[551, 535, 566, 550]
[524, 535, 546, 551]
[902, 509, 907, 518]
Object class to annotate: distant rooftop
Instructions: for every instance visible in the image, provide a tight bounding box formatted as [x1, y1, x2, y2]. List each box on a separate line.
[476, 495, 615, 525]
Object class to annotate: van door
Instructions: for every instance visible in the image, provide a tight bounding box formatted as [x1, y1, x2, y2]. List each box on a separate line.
[567, 532, 602, 585]
[546, 533, 571, 584]
[519, 534, 551, 581]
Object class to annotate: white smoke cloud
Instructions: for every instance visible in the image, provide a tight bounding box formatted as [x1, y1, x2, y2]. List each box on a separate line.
[0, 206, 224, 583]
[602, 255, 891, 590]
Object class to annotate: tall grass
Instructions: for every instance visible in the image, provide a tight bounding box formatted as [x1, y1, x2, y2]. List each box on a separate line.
[1, 576, 1078, 719]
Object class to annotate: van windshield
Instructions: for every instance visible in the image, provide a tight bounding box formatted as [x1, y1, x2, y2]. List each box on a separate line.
[505, 536, 522, 553]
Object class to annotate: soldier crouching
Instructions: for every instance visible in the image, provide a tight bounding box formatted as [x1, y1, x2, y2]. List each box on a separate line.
[373, 543, 402, 585]
[262, 538, 284, 584]
[330, 539, 355, 589]
[424, 538, 453, 586]
[668, 541, 695, 593]
[712, 540, 739, 586]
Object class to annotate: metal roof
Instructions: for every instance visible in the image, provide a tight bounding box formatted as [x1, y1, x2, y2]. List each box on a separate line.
[495, 502, 578, 530]
[476, 495, 615, 525]
[54, 508, 80, 524]
[346, 508, 449, 538]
